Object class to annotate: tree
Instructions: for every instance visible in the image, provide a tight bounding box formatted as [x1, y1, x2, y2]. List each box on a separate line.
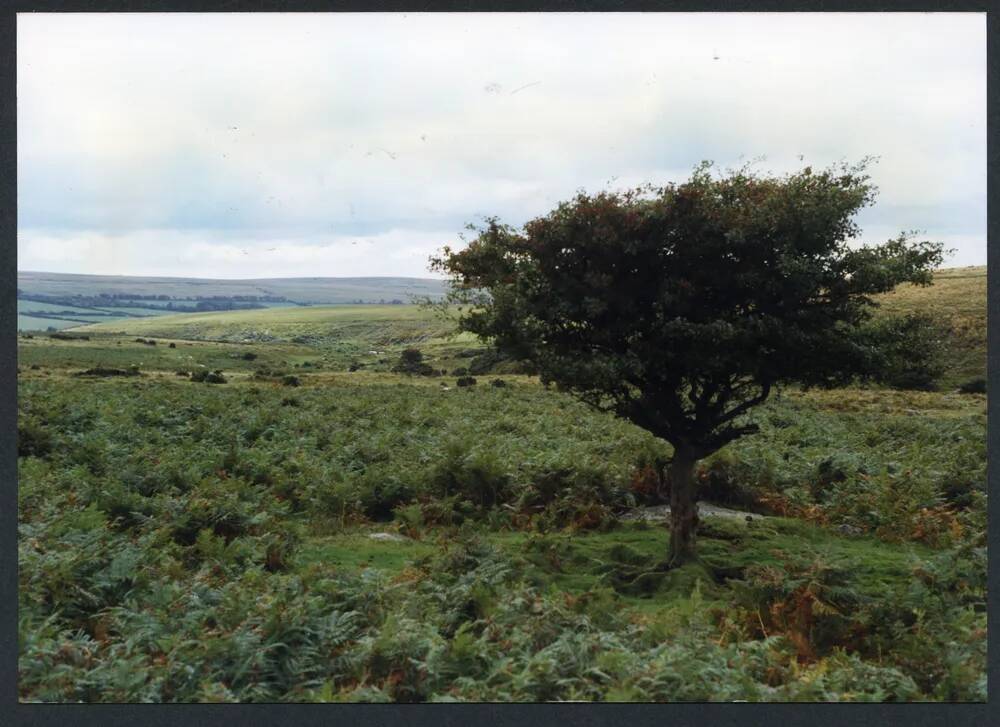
[392, 347, 436, 376]
[430, 161, 945, 565]
[860, 312, 947, 391]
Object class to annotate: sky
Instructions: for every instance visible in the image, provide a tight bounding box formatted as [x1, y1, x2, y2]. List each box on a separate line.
[17, 12, 987, 279]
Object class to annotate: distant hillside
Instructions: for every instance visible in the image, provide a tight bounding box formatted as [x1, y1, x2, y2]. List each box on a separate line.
[875, 266, 986, 388]
[80, 304, 459, 346]
[17, 271, 449, 305]
[76, 266, 986, 389]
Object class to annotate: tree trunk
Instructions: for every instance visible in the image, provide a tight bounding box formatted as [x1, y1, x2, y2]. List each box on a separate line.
[668, 447, 699, 566]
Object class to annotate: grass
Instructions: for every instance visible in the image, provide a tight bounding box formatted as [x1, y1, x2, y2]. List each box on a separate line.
[16, 333, 320, 375]
[293, 518, 935, 619]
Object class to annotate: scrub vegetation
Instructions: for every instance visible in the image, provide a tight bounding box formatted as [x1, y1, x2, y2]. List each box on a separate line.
[17, 297, 985, 702]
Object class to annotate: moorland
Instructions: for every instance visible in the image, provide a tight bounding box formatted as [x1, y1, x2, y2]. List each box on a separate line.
[16, 267, 987, 702]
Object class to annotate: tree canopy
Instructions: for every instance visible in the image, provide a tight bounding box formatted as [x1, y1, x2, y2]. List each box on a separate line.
[430, 161, 945, 563]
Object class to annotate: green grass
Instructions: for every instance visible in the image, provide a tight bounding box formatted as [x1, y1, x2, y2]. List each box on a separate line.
[295, 518, 935, 618]
[297, 533, 439, 573]
[76, 304, 481, 371]
[16, 333, 319, 375]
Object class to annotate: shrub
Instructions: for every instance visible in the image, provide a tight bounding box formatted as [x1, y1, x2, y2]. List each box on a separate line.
[456, 376, 477, 387]
[282, 375, 301, 387]
[17, 418, 53, 458]
[863, 313, 947, 391]
[357, 475, 416, 521]
[958, 378, 986, 394]
[168, 342, 177, 349]
[74, 367, 141, 378]
[242, 352, 257, 361]
[731, 555, 867, 661]
[451, 367, 469, 377]
[49, 332, 90, 341]
[191, 370, 227, 384]
[393, 348, 436, 376]
[490, 379, 507, 388]
[428, 443, 510, 510]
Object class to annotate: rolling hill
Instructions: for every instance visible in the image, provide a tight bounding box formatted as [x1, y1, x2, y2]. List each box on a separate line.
[17, 271, 449, 305]
[75, 266, 986, 388]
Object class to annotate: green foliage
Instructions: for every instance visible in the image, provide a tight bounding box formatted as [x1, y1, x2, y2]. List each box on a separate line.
[16, 358, 986, 702]
[860, 313, 948, 391]
[392, 348, 437, 376]
[18, 418, 54, 458]
[432, 161, 944, 457]
[191, 370, 227, 384]
[958, 378, 986, 395]
[74, 366, 142, 378]
[431, 161, 945, 563]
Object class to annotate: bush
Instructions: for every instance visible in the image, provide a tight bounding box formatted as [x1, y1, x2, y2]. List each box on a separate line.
[282, 375, 301, 387]
[428, 442, 511, 510]
[731, 555, 867, 661]
[168, 342, 177, 349]
[456, 376, 477, 387]
[394, 348, 436, 376]
[74, 367, 142, 378]
[451, 367, 469, 377]
[49, 332, 90, 341]
[863, 313, 947, 391]
[958, 378, 986, 394]
[242, 352, 257, 361]
[191, 370, 227, 384]
[18, 419, 53, 458]
[357, 475, 416, 521]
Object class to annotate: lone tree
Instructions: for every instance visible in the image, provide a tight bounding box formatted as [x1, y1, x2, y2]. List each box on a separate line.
[430, 161, 944, 565]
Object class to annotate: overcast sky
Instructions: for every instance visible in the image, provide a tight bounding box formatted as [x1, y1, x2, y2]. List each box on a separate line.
[18, 12, 986, 279]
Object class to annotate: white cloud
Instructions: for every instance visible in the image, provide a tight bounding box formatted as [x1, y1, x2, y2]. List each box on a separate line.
[17, 227, 456, 279]
[17, 12, 987, 277]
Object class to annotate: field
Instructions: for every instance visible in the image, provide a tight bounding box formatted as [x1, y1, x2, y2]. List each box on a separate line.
[16, 267, 987, 702]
